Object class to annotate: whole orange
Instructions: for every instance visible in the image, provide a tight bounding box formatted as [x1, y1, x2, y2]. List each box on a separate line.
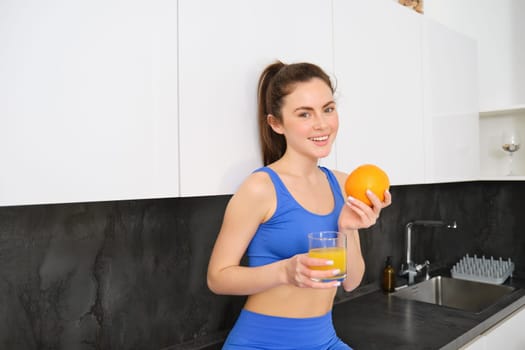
[344, 164, 390, 207]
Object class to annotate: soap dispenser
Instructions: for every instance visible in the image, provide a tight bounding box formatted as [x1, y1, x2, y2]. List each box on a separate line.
[382, 256, 395, 293]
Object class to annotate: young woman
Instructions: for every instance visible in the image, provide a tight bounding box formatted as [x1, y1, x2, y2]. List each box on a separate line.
[207, 61, 391, 349]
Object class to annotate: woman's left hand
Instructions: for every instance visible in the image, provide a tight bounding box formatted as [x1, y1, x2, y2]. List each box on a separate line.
[338, 189, 392, 231]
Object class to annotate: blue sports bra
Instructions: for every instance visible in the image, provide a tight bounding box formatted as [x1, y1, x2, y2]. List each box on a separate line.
[246, 166, 345, 267]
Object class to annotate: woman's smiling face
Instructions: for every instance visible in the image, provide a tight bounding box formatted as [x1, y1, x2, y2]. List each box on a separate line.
[270, 77, 339, 160]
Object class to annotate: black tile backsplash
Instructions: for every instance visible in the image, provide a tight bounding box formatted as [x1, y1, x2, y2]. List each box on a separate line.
[0, 181, 524, 349]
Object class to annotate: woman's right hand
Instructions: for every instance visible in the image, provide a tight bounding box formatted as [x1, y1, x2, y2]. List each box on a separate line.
[284, 254, 342, 289]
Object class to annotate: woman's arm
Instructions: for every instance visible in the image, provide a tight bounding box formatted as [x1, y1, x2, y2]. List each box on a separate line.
[207, 172, 281, 295]
[340, 228, 365, 292]
[333, 170, 392, 292]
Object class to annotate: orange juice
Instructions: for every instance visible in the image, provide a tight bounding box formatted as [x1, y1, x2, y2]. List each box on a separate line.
[308, 247, 347, 281]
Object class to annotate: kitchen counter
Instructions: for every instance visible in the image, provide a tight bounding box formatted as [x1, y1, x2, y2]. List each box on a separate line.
[174, 275, 525, 350]
[332, 275, 525, 350]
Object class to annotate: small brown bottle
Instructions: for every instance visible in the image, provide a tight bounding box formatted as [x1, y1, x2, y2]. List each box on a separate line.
[382, 256, 396, 293]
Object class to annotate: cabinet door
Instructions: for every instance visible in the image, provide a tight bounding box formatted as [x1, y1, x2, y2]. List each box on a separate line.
[425, 1, 522, 111]
[483, 305, 525, 349]
[459, 335, 485, 350]
[0, 0, 179, 205]
[333, 0, 425, 185]
[422, 19, 479, 183]
[178, 0, 333, 196]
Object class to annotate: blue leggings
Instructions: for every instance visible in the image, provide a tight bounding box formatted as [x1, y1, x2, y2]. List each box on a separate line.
[222, 309, 352, 350]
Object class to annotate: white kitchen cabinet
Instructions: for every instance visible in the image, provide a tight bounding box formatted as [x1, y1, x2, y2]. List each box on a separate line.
[425, 1, 525, 182]
[1, 0, 487, 205]
[483, 305, 525, 349]
[460, 305, 525, 350]
[422, 19, 479, 183]
[332, 0, 425, 185]
[459, 335, 485, 350]
[0, 0, 179, 206]
[178, 0, 334, 196]
[425, 0, 525, 113]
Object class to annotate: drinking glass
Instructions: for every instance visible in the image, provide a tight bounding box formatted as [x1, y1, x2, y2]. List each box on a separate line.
[501, 130, 521, 175]
[308, 231, 347, 281]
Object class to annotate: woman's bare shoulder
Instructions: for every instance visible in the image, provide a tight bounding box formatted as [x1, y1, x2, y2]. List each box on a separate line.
[229, 170, 275, 209]
[330, 169, 348, 185]
[225, 170, 276, 224]
[237, 170, 274, 197]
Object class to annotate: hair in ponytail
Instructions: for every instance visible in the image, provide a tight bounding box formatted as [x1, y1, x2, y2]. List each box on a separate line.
[257, 61, 334, 165]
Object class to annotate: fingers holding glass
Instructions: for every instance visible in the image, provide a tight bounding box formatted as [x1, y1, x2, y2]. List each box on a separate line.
[307, 231, 347, 283]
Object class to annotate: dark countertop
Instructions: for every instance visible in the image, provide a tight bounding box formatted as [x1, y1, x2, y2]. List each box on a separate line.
[175, 275, 525, 350]
[332, 275, 525, 350]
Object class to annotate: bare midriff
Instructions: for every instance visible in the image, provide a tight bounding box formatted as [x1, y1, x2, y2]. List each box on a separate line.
[243, 285, 337, 318]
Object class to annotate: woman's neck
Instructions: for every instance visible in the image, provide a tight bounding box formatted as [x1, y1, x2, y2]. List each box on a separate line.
[270, 153, 320, 178]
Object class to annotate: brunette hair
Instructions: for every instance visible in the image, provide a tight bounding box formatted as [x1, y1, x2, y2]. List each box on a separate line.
[257, 61, 334, 165]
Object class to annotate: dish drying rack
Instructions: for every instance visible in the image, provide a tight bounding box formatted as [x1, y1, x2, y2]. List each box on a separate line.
[451, 254, 514, 285]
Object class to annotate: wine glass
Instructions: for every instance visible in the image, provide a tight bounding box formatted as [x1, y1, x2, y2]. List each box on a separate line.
[501, 130, 521, 175]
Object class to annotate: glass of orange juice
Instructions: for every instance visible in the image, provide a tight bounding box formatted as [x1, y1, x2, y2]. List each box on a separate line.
[308, 231, 347, 281]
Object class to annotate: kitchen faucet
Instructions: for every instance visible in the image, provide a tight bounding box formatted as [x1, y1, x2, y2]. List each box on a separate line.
[400, 220, 457, 285]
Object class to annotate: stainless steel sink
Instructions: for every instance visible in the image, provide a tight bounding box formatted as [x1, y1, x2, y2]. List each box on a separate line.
[392, 276, 515, 313]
